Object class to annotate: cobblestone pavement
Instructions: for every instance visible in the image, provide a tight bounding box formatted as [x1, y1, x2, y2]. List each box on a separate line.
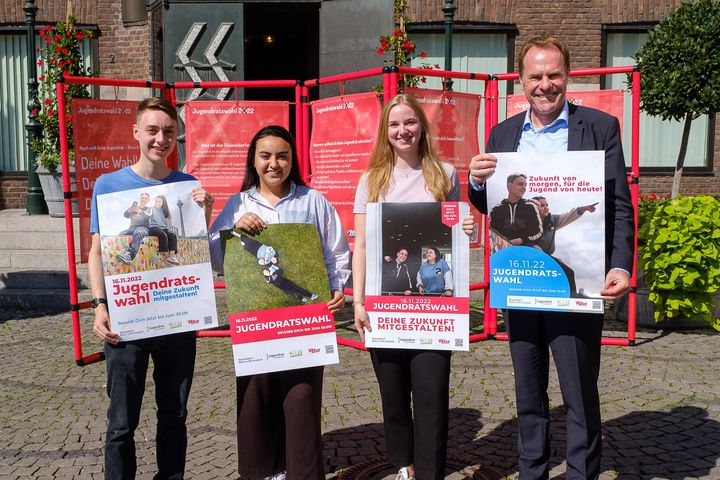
[1, 304, 719, 479]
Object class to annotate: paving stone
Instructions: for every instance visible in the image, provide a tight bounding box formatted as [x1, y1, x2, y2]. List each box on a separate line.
[1, 308, 719, 479]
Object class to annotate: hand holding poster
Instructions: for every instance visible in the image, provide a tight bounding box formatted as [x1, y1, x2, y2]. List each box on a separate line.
[97, 180, 219, 341]
[223, 224, 339, 376]
[364, 202, 470, 351]
[486, 151, 606, 313]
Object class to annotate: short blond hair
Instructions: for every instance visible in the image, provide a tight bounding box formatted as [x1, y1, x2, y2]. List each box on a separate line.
[518, 36, 570, 76]
[136, 97, 178, 123]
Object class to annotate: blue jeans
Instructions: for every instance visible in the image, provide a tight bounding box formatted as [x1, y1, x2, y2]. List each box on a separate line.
[119, 226, 149, 260]
[104, 332, 196, 480]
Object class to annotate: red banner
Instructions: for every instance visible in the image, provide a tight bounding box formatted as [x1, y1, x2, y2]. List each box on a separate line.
[406, 88, 482, 247]
[506, 89, 625, 133]
[309, 92, 381, 247]
[230, 302, 334, 344]
[184, 101, 289, 223]
[72, 99, 140, 262]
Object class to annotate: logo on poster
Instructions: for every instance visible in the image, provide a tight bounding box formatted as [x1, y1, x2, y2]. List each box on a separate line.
[438, 339, 450, 345]
[187, 319, 200, 325]
[289, 350, 303, 357]
[308, 348, 321, 354]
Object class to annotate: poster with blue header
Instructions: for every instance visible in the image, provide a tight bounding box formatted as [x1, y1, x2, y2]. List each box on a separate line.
[486, 151, 606, 313]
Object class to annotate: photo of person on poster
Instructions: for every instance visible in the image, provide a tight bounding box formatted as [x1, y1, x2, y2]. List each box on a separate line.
[235, 232, 319, 304]
[115, 192, 153, 265]
[488, 172, 543, 246]
[381, 248, 413, 295]
[530, 196, 599, 296]
[416, 247, 453, 296]
[148, 194, 180, 265]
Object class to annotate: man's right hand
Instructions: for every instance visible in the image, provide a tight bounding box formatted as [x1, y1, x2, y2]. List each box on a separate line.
[469, 153, 497, 184]
[93, 306, 120, 345]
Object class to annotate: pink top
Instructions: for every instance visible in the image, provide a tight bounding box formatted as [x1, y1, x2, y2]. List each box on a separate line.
[353, 162, 460, 214]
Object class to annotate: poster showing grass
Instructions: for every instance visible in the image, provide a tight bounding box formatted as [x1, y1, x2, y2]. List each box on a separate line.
[222, 223, 330, 314]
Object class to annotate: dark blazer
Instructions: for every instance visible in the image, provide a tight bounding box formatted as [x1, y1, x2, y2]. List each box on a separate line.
[469, 103, 634, 273]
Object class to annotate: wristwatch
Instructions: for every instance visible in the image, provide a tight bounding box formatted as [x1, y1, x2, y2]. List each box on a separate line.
[91, 297, 108, 308]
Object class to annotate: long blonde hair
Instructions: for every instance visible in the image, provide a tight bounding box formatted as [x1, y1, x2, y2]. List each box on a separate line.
[365, 94, 451, 202]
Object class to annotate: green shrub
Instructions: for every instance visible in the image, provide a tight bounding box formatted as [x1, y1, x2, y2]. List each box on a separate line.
[639, 195, 720, 330]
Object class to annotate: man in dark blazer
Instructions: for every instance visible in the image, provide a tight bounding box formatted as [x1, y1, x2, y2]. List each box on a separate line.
[468, 36, 634, 480]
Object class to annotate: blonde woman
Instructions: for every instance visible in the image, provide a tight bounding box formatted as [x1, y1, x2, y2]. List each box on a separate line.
[353, 94, 473, 480]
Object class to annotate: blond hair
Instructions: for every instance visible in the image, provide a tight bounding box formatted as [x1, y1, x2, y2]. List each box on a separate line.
[518, 36, 570, 77]
[365, 94, 451, 202]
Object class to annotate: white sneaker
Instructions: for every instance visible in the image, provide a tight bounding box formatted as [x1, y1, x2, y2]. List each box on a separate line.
[166, 255, 180, 265]
[264, 473, 286, 480]
[396, 467, 414, 480]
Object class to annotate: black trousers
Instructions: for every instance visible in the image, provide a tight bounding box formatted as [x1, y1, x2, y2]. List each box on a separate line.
[370, 348, 451, 480]
[506, 310, 603, 480]
[236, 366, 324, 480]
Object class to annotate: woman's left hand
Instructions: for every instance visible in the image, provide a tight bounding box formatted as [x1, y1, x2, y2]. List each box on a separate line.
[461, 214, 475, 237]
[443, 289, 453, 297]
[327, 289, 345, 313]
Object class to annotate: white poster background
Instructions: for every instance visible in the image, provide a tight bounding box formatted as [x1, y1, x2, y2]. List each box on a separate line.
[364, 202, 470, 351]
[486, 151, 606, 312]
[98, 181, 218, 340]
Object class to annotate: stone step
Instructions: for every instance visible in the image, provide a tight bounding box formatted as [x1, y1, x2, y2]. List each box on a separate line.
[0, 267, 90, 290]
[0, 251, 79, 270]
[0, 288, 90, 311]
[0, 209, 80, 233]
[0, 231, 82, 251]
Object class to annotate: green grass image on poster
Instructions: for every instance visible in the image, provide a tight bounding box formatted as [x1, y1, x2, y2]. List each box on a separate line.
[222, 223, 330, 314]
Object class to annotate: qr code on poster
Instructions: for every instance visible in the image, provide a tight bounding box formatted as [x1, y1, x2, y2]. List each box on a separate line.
[325, 344, 335, 354]
[455, 338, 464, 347]
[204, 316, 213, 325]
[592, 301, 602, 310]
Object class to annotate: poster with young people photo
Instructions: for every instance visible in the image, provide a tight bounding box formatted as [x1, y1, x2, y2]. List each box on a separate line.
[485, 151, 606, 313]
[363, 202, 470, 351]
[96, 180, 218, 341]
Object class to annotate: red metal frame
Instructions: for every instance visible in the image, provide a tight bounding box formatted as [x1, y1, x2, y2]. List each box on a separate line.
[58, 64, 641, 365]
[57, 76, 302, 364]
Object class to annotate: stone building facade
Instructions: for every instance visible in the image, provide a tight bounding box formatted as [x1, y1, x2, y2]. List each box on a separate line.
[0, 0, 716, 208]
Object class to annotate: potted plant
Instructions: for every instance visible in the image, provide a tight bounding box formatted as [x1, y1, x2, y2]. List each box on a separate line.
[617, 194, 720, 330]
[32, 16, 92, 217]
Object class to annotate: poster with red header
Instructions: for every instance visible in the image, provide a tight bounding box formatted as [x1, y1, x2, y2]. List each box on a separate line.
[406, 88, 482, 248]
[231, 303, 338, 376]
[222, 224, 339, 376]
[184, 101, 289, 223]
[506, 90, 625, 133]
[309, 92, 381, 247]
[364, 202, 470, 351]
[73, 99, 140, 262]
